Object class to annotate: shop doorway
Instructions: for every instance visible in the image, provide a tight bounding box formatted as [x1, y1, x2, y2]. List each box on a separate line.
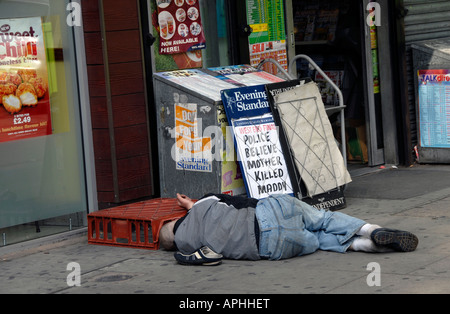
[286, 0, 399, 167]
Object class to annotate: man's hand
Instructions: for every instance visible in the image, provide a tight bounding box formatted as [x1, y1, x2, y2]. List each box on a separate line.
[176, 193, 194, 210]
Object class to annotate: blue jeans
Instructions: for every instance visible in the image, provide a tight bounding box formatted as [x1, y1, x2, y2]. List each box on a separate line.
[255, 194, 366, 260]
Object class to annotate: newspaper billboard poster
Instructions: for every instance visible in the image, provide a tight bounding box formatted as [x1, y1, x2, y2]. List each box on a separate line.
[0, 17, 52, 143]
[221, 84, 293, 199]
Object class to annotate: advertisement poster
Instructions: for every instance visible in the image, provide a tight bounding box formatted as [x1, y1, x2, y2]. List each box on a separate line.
[150, 1, 203, 71]
[370, 24, 380, 94]
[418, 69, 450, 148]
[175, 103, 212, 172]
[221, 84, 293, 199]
[0, 17, 52, 143]
[246, 0, 288, 74]
[156, 0, 206, 55]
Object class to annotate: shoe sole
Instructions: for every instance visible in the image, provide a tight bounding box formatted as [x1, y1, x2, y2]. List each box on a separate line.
[174, 252, 222, 266]
[176, 260, 222, 266]
[371, 228, 418, 252]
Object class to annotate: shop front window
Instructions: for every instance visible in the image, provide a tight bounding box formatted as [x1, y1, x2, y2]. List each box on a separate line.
[0, 0, 87, 245]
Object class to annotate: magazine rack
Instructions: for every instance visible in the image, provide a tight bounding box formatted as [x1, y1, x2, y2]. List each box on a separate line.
[257, 55, 347, 164]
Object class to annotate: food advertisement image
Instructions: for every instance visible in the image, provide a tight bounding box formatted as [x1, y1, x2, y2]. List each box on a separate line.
[0, 17, 52, 143]
[156, 0, 206, 55]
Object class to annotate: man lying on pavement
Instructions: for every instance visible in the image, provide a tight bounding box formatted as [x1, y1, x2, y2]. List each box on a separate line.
[159, 193, 418, 266]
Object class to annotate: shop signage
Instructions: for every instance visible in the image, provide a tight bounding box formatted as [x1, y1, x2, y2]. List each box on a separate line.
[221, 84, 293, 199]
[0, 17, 52, 143]
[245, 0, 288, 74]
[156, 0, 206, 55]
[418, 69, 450, 148]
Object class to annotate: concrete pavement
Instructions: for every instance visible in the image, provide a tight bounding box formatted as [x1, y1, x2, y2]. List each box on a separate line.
[1, 163, 450, 295]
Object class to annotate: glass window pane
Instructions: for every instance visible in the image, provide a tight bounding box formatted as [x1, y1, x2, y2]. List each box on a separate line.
[199, 0, 232, 67]
[0, 0, 87, 237]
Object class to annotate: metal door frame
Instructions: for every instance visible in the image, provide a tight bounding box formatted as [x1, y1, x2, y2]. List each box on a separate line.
[361, 0, 385, 166]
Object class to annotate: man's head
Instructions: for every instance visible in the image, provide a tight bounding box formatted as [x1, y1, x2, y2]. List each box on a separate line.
[159, 219, 177, 250]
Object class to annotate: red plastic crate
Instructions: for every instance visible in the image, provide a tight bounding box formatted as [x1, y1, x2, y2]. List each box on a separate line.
[87, 198, 187, 250]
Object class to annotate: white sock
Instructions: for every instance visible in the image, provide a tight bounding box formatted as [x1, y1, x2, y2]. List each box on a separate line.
[356, 224, 382, 238]
[349, 237, 392, 253]
[349, 237, 376, 252]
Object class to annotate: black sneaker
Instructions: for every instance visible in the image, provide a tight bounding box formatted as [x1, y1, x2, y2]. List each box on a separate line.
[174, 246, 223, 266]
[371, 228, 418, 252]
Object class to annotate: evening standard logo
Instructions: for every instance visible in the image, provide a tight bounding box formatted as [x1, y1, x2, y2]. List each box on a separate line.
[233, 89, 269, 112]
[176, 157, 212, 172]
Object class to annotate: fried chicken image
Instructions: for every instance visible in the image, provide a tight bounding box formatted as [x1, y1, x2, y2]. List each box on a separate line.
[8, 72, 22, 86]
[0, 83, 18, 105]
[28, 77, 47, 98]
[17, 69, 37, 82]
[0, 71, 8, 83]
[0, 71, 22, 86]
[0, 69, 46, 114]
[2, 94, 22, 114]
[16, 82, 38, 106]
